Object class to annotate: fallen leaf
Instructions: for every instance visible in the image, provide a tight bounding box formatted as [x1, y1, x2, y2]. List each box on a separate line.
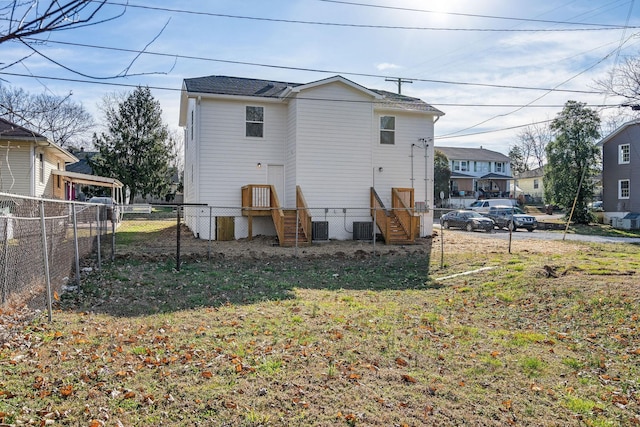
[401, 374, 417, 383]
[60, 384, 73, 397]
[395, 357, 408, 366]
[201, 371, 213, 379]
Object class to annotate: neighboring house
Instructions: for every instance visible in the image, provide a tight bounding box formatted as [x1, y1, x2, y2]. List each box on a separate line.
[597, 119, 640, 221]
[435, 146, 513, 203]
[0, 119, 123, 202]
[0, 118, 78, 199]
[514, 166, 545, 203]
[179, 75, 444, 244]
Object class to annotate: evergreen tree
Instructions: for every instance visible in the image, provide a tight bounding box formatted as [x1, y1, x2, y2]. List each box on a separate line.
[434, 150, 451, 207]
[544, 101, 600, 224]
[90, 86, 173, 202]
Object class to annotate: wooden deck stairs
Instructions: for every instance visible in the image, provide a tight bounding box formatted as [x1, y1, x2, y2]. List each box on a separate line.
[371, 187, 420, 245]
[242, 184, 311, 247]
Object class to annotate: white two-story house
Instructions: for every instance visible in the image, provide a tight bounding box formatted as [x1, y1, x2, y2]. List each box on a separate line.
[435, 146, 513, 204]
[179, 75, 444, 245]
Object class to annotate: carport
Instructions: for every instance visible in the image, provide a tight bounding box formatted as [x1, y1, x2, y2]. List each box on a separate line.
[51, 169, 124, 206]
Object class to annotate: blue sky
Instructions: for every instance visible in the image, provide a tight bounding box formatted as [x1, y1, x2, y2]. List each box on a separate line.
[2, 0, 639, 154]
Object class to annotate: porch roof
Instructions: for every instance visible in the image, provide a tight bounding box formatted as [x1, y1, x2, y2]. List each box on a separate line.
[480, 173, 513, 180]
[51, 170, 123, 188]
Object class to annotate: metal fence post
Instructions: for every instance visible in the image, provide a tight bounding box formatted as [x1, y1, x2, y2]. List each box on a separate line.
[295, 208, 299, 257]
[39, 200, 53, 322]
[111, 216, 116, 261]
[1, 217, 8, 304]
[176, 205, 181, 271]
[96, 206, 101, 270]
[440, 221, 444, 269]
[373, 206, 376, 256]
[208, 206, 212, 262]
[72, 202, 81, 287]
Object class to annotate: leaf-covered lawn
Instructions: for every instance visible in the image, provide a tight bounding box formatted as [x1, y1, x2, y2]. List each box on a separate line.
[1, 241, 639, 426]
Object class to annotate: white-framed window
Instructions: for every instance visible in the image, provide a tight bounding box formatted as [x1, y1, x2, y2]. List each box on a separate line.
[474, 162, 488, 173]
[495, 162, 505, 173]
[533, 179, 539, 189]
[380, 116, 395, 145]
[452, 161, 468, 172]
[246, 106, 264, 138]
[39, 153, 44, 183]
[619, 144, 630, 164]
[619, 179, 630, 199]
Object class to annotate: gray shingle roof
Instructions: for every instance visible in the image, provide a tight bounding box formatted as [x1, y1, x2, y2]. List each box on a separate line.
[0, 118, 47, 140]
[183, 75, 443, 114]
[435, 146, 510, 162]
[183, 76, 299, 97]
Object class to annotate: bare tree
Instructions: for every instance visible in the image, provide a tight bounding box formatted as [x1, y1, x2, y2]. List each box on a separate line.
[511, 123, 551, 171]
[0, 85, 94, 147]
[596, 54, 640, 133]
[597, 55, 640, 106]
[0, 1, 117, 45]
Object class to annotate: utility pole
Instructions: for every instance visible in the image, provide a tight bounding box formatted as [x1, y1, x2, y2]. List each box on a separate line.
[385, 78, 413, 95]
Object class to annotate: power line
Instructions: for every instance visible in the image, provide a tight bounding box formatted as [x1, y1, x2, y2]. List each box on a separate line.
[100, 1, 638, 32]
[0, 71, 622, 110]
[317, 0, 631, 28]
[21, 37, 606, 95]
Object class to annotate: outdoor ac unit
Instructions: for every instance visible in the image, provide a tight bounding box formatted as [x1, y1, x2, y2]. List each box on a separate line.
[631, 219, 640, 230]
[620, 219, 632, 230]
[312, 221, 329, 241]
[353, 222, 373, 240]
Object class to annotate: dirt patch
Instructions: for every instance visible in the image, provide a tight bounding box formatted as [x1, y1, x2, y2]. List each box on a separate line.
[118, 225, 581, 260]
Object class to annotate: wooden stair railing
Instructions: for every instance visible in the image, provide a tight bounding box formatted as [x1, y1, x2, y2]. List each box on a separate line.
[241, 184, 312, 246]
[241, 184, 285, 243]
[391, 188, 419, 240]
[370, 187, 419, 244]
[371, 187, 391, 244]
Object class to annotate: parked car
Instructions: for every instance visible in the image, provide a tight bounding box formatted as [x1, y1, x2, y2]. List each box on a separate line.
[588, 201, 603, 212]
[89, 196, 119, 221]
[484, 206, 537, 232]
[468, 198, 517, 213]
[440, 210, 495, 232]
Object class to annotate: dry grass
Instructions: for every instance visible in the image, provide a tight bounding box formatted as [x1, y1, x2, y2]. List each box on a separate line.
[1, 232, 639, 426]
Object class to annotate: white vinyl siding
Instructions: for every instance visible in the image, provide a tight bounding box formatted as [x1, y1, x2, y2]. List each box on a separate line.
[292, 83, 373, 210]
[197, 99, 286, 207]
[0, 145, 32, 195]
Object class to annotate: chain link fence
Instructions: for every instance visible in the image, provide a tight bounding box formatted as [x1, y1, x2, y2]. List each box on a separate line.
[113, 204, 434, 269]
[0, 193, 112, 318]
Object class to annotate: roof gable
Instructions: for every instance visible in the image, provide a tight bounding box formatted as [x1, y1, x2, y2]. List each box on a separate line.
[598, 119, 640, 146]
[290, 75, 381, 99]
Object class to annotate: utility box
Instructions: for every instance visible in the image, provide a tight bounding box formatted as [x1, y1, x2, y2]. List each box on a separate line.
[312, 221, 329, 241]
[216, 217, 235, 241]
[352, 221, 373, 240]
